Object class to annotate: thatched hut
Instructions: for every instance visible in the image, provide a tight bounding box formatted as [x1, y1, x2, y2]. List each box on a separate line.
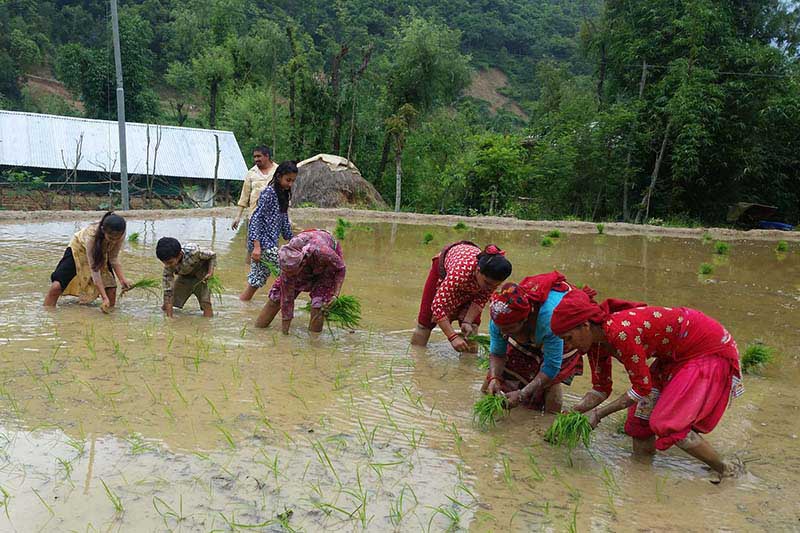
[294, 154, 386, 208]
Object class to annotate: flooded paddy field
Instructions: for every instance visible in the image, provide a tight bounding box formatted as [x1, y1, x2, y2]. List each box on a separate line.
[0, 212, 798, 531]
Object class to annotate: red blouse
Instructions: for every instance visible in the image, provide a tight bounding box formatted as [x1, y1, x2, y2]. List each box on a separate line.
[588, 306, 739, 401]
[430, 244, 491, 322]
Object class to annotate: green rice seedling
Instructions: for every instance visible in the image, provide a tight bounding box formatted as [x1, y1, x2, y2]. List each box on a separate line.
[356, 416, 378, 457]
[57, 457, 74, 483]
[402, 384, 424, 409]
[714, 240, 730, 255]
[567, 502, 579, 533]
[343, 468, 372, 529]
[204, 274, 224, 302]
[454, 222, 469, 230]
[100, 479, 124, 515]
[259, 257, 281, 277]
[468, 334, 491, 355]
[422, 231, 434, 244]
[0, 485, 10, 520]
[369, 461, 404, 481]
[32, 487, 54, 516]
[541, 236, 554, 247]
[152, 495, 186, 529]
[544, 412, 592, 451]
[502, 455, 514, 487]
[524, 448, 545, 481]
[698, 263, 714, 275]
[702, 231, 713, 243]
[473, 394, 509, 430]
[216, 424, 236, 449]
[389, 485, 417, 527]
[596, 223, 605, 234]
[428, 504, 460, 532]
[319, 295, 362, 329]
[334, 218, 351, 240]
[127, 232, 140, 243]
[124, 277, 160, 298]
[741, 341, 775, 374]
[547, 229, 561, 239]
[776, 240, 789, 252]
[404, 427, 425, 451]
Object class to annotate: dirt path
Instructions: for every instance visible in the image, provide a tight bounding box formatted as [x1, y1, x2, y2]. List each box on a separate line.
[0, 206, 797, 242]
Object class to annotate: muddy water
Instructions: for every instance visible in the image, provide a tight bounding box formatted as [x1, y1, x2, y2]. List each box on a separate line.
[0, 214, 798, 532]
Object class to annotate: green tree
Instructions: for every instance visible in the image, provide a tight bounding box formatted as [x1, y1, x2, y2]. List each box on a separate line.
[192, 46, 235, 128]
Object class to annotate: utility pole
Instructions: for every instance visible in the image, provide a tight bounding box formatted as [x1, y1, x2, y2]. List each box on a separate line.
[110, 0, 130, 210]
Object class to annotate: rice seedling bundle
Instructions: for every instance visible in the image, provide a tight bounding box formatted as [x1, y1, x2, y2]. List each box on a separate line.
[546, 229, 561, 239]
[468, 334, 490, 354]
[698, 263, 714, 275]
[714, 241, 730, 255]
[541, 237, 554, 247]
[454, 222, 469, 231]
[596, 223, 605, 235]
[205, 274, 224, 302]
[305, 295, 362, 329]
[473, 394, 508, 430]
[123, 277, 160, 298]
[741, 342, 775, 374]
[544, 412, 592, 450]
[260, 257, 281, 277]
[127, 232, 140, 243]
[776, 240, 789, 253]
[334, 218, 351, 240]
[422, 232, 434, 245]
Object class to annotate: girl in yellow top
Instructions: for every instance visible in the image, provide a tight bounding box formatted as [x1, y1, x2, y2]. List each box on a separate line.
[44, 212, 132, 312]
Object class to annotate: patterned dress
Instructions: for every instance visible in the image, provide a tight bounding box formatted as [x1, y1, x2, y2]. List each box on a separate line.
[62, 225, 123, 303]
[268, 230, 346, 321]
[247, 185, 293, 288]
[417, 243, 492, 328]
[587, 305, 743, 449]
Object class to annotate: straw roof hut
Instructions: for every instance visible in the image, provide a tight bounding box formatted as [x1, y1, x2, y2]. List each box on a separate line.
[294, 154, 386, 208]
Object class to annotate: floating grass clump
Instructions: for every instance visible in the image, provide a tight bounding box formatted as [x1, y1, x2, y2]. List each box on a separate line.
[741, 341, 775, 374]
[334, 218, 351, 240]
[714, 241, 730, 255]
[547, 229, 561, 239]
[776, 240, 789, 253]
[698, 263, 714, 275]
[596, 223, 605, 235]
[305, 295, 362, 329]
[473, 394, 508, 430]
[544, 412, 592, 450]
[127, 232, 140, 243]
[422, 232, 434, 245]
[454, 222, 469, 231]
[541, 236, 554, 247]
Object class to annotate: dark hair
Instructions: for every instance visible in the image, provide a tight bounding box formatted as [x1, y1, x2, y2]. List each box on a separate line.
[477, 245, 512, 281]
[269, 160, 298, 213]
[92, 212, 125, 270]
[254, 145, 272, 158]
[156, 237, 182, 261]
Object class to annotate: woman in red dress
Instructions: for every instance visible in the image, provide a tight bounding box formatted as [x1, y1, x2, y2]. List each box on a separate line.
[411, 241, 512, 352]
[550, 290, 744, 479]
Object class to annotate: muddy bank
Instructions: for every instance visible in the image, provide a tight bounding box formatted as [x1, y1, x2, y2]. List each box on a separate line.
[0, 206, 797, 242]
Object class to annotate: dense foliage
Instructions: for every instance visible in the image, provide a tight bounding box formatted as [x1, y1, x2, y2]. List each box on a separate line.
[1, 0, 799, 223]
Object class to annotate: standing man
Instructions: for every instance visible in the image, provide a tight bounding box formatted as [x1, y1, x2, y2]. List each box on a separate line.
[231, 146, 277, 236]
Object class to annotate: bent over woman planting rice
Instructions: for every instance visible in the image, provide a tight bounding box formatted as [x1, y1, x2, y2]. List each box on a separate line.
[44, 212, 132, 312]
[483, 272, 590, 413]
[256, 229, 346, 334]
[411, 241, 512, 352]
[550, 290, 745, 480]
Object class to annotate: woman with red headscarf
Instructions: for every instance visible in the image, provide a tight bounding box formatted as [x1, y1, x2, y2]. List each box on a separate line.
[255, 229, 346, 334]
[550, 290, 744, 479]
[483, 272, 587, 413]
[411, 241, 512, 352]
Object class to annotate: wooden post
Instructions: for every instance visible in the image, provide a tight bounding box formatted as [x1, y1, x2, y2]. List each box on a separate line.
[213, 134, 220, 207]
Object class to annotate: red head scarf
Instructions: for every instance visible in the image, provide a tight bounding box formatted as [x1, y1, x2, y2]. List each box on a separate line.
[489, 283, 532, 325]
[551, 289, 646, 336]
[490, 271, 594, 326]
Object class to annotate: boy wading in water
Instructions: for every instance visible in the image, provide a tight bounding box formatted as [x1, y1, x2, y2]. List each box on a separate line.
[44, 211, 132, 313]
[156, 237, 217, 318]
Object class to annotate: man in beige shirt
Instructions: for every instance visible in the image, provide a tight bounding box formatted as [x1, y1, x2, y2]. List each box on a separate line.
[231, 145, 277, 231]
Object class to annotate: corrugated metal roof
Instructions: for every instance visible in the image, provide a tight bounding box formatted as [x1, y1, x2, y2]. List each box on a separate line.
[0, 110, 248, 181]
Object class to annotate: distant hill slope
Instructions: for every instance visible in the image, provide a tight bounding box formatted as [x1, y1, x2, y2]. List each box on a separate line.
[465, 68, 528, 119]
